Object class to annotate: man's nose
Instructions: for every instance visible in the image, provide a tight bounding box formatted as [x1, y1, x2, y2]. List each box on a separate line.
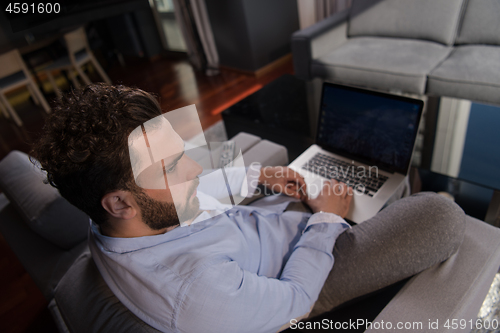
[185, 155, 203, 179]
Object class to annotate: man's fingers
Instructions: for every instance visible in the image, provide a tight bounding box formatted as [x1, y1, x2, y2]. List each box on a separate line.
[334, 181, 353, 198]
[284, 183, 302, 199]
[321, 180, 332, 192]
[347, 186, 354, 196]
[333, 180, 345, 195]
[285, 168, 307, 187]
[287, 179, 307, 197]
[290, 175, 307, 190]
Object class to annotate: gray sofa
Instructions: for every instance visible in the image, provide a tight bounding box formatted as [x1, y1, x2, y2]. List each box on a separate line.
[1, 132, 500, 332]
[292, 0, 500, 106]
[0, 132, 287, 332]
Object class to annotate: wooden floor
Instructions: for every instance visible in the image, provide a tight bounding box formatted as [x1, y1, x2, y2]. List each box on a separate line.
[0, 54, 293, 332]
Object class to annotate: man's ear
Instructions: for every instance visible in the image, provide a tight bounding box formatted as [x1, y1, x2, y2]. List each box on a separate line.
[101, 190, 137, 220]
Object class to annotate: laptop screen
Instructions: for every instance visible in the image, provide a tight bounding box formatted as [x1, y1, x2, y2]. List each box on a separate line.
[317, 83, 423, 174]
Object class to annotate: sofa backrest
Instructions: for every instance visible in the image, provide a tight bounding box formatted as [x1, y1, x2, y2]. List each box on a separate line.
[455, 0, 500, 46]
[348, 0, 466, 46]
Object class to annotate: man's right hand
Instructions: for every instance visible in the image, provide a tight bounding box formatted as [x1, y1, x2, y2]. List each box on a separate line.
[304, 179, 353, 218]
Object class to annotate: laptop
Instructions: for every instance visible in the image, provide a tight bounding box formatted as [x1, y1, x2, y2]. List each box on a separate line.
[289, 82, 424, 223]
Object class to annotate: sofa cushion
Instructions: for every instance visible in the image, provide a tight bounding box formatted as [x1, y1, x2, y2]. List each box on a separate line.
[348, 0, 465, 46]
[427, 45, 500, 105]
[456, 0, 500, 45]
[0, 151, 89, 249]
[312, 37, 451, 94]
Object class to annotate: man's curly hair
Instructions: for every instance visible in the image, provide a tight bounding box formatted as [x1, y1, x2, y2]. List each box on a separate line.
[31, 83, 162, 225]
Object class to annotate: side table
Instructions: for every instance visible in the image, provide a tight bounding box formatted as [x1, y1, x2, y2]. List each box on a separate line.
[418, 169, 499, 227]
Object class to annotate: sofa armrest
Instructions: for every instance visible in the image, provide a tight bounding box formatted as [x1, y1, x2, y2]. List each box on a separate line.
[230, 132, 262, 154]
[242, 139, 288, 167]
[0, 194, 88, 300]
[292, 8, 349, 80]
[367, 216, 500, 332]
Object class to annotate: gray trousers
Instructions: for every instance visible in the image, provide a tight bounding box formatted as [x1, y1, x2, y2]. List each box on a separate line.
[309, 192, 466, 318]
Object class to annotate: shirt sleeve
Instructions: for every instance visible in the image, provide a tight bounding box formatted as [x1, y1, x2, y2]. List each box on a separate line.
[306, 212, 351, 229]
[175, 221, 350, 333]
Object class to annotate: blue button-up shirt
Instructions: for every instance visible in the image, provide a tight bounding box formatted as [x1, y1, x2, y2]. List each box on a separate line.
[90, 186, 349, 333]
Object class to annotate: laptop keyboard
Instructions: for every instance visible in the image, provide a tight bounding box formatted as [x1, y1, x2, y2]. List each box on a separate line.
[301, 153, 388, 197]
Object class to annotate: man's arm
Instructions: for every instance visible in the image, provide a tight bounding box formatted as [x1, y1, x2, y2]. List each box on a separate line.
[176, 221, 349, 333]
[176, 181, 353, 333]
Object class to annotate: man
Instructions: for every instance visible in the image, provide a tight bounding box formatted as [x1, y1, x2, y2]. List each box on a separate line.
[32, 84, 465, 333]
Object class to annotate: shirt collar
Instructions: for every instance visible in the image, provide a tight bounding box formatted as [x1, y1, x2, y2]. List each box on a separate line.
[90, 215, 220, 254]
[90, 193, 297, 254]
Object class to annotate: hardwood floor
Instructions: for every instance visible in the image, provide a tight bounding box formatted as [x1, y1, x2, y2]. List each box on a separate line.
[0, 54, 293, 332]
[0, 55, 293, 161]
[0, 233, 55, 333]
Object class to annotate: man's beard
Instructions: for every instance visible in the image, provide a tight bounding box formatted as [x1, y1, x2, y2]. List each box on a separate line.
[131, 180, 200, 230]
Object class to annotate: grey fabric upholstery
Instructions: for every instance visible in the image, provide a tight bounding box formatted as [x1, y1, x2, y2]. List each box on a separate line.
[312, 37, 451, 94]
[292, 9, 349, 80]
[427, 45, 500, 105]
[53, 251, 161, 333]
[365, 215, 500, 333]
[230, 132, 261, 154]
[185, 132, 262, 170]
[242, 139, 289, 167]
[291, 0, 500, 105]
[0, 151, 88, 249]
[348, 0, 465, 46]
[0, 194, 88, 299]
[456, 0, 500, 45]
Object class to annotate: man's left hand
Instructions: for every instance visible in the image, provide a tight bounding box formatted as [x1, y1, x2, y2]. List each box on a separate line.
[258, 167, 307, 200]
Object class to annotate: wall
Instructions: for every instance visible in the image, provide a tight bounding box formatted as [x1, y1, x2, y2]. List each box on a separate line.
[205, 0, 299, 72]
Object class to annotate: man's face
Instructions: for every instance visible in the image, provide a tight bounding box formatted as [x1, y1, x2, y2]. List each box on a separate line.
[134, 154, 202, 229]
[129, 115, 203, 229]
